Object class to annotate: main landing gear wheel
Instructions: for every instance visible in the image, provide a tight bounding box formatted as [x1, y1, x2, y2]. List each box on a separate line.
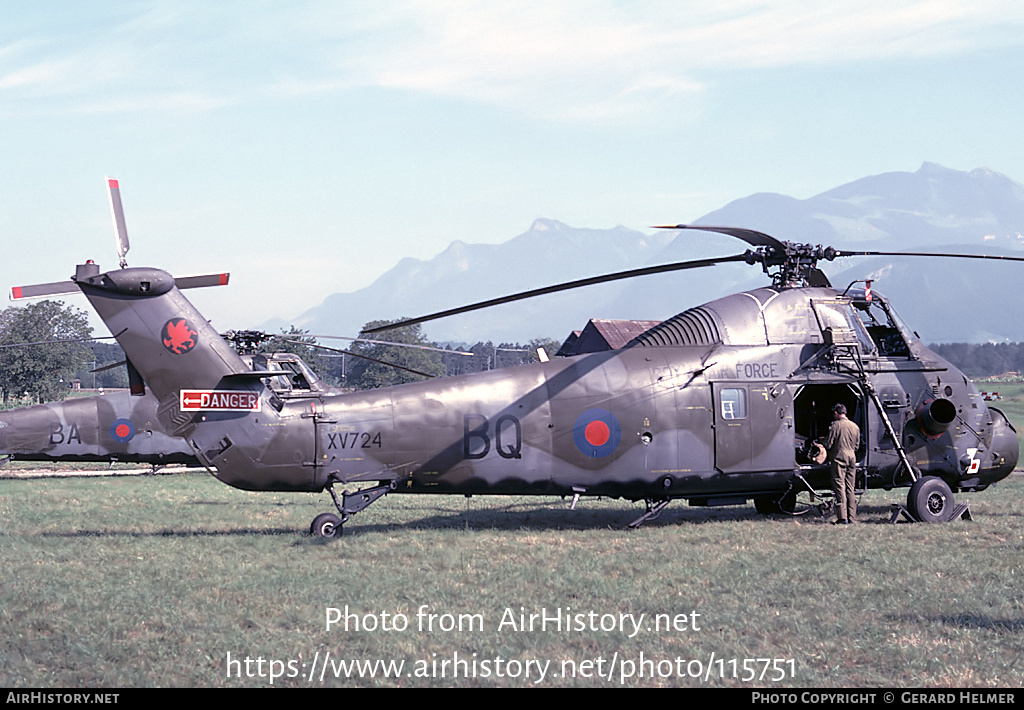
[310, 512, 343, 539]
[754, 490, 809, 516]
[907, 476, 954, 523]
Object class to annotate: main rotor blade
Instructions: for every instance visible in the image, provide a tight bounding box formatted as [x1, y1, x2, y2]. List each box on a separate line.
[835, 249, 1024, 263]
[654, 224, 788, 252]
[107, 177, 130, 269]
[363, 253, 750, 334]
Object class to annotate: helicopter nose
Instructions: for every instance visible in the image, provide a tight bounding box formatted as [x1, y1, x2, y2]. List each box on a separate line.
[981, 408, 1019, 485]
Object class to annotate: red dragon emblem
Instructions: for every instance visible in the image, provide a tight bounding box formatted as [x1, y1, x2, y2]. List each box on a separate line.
[161, 318, 198, 354]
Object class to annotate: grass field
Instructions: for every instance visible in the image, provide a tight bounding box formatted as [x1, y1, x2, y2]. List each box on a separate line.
[1, 469, 1022, 688]
[976, 381, 1024, 449]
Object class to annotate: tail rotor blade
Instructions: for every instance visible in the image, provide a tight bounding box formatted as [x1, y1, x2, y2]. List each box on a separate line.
[107, 177, 130, 269]
[10, 280, 79, 301]
[174, 273, 231, 290]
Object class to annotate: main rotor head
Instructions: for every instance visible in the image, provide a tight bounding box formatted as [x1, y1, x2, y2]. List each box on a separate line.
[655, 225, 839, 288]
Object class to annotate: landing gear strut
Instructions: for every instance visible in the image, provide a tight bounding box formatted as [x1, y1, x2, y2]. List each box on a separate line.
[627, 498, 672, 529]
[309, 480, 397, 538]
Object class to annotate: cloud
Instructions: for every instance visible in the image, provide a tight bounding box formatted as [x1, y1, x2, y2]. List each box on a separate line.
[326, 0, 1024, 121]
[3, 1, 1023, 122]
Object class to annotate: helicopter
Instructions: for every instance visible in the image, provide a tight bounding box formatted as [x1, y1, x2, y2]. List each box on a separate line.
[11, 183, 1022, 537]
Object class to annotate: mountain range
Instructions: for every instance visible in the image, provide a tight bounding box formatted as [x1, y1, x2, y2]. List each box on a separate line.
[275, 163, 1024, 344]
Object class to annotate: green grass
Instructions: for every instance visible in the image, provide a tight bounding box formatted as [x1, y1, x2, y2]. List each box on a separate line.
[977, 380, 1024, 448]
[1, 470, 1022, 687]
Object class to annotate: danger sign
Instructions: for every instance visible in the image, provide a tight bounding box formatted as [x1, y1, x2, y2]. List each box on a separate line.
[179, 390, 261, 412]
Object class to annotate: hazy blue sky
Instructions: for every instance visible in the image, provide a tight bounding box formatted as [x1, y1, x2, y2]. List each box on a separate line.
[4, 1, 1024, 331]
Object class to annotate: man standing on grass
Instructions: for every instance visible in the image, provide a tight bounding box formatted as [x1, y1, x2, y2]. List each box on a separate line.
[826, 403, 860, 525]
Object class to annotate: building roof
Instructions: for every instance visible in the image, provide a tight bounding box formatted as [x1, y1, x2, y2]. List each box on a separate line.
[556, 319, 661, 356]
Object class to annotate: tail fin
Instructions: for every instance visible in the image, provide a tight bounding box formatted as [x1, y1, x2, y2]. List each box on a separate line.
[73, 263, 248, 402]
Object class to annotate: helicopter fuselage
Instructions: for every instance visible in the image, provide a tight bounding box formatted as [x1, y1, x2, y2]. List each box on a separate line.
[178, 285, 1016, 506]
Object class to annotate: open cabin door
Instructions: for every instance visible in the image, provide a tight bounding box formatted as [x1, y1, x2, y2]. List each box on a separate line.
[791, 382, 868, 470]
[711, 382, 795, 473]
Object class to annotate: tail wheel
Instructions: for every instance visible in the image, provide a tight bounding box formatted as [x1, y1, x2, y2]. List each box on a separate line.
[311, 512, 343, 539]
[907, 476, 954, 523]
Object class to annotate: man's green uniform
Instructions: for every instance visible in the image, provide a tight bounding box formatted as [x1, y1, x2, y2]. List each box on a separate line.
[826, 414, 861, 522]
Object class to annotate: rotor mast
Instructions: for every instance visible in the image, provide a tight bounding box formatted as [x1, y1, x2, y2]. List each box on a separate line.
[752, 241, 840, 289]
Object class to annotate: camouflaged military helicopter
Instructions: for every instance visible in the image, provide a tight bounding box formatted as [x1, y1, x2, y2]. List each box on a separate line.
[11, 183, 1022, 537]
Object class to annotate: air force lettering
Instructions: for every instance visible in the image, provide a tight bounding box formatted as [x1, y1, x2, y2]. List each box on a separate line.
[573, 408, 622, 458]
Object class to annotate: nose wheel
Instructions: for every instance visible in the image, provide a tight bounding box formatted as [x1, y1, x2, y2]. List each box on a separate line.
[889, 476, 970, 523]
[906, 476, 955, 523]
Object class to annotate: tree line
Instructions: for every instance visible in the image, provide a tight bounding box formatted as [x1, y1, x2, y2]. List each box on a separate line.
[926, 342, 1024, 379]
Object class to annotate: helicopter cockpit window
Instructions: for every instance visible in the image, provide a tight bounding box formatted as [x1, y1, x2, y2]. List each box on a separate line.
[852, 300, 911, 358]
[812, 300, 875, 355]
[264, 363, 293, 391]
[720, 388, 747, 420]
[276, 361, 312, 391]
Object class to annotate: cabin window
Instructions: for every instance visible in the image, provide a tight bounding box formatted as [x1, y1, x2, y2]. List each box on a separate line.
[720, 388, 747, 420]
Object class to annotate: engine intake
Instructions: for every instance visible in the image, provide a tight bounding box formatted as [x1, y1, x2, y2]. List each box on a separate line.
[916, 398, 956, 437]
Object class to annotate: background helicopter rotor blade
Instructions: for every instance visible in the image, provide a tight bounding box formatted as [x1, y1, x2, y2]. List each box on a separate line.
[304, 335, 474, 356]
[279, 339, 439, 378]
[107, 178, 130, 269]
[363, 253, 752, 334]
[0, 334, 118, 349]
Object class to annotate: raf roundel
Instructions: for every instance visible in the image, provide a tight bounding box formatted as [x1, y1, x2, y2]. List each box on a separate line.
[110, 418, 135, 443]
[161, 317, 198, 355]
[573, 408, 622, 458]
